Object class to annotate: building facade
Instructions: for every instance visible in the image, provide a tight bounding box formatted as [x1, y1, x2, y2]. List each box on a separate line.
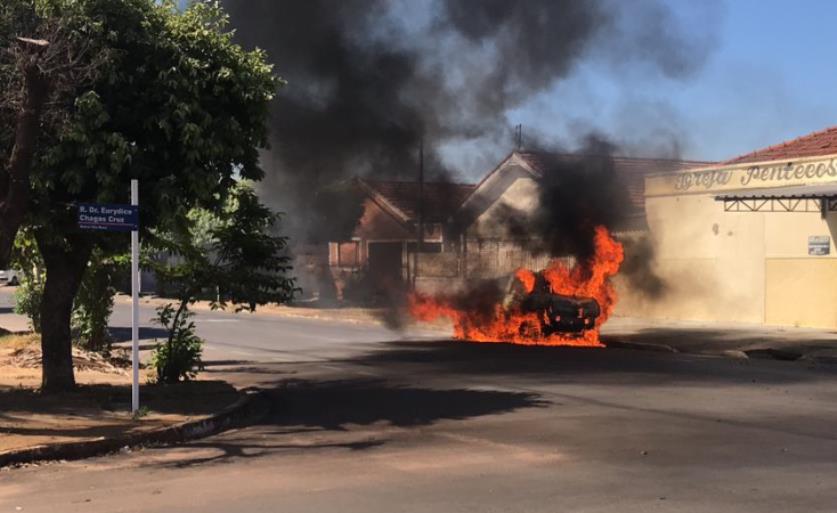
[625, 127, 837, 328]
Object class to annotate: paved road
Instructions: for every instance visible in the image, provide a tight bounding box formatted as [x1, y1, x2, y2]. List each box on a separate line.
[2, 288, 837, 512]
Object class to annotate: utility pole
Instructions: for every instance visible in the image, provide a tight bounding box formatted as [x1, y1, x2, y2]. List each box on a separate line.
[515, 124, 523, 151]
[413, 140, 424, 290]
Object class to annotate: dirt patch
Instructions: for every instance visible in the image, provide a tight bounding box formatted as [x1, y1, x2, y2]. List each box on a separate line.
[0, 334, 241, 455]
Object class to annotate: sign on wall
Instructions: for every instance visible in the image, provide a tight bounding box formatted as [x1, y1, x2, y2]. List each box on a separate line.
[646, 156, 837, 196]
[808, 235, 830, 256]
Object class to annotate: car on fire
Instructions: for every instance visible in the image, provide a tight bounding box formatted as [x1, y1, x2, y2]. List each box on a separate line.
[502, 270, 600, 336]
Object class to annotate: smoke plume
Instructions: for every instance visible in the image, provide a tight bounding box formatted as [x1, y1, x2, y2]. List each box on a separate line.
[220, 0, 716, 243]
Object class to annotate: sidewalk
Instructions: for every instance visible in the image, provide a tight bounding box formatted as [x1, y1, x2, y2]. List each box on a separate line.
[0, 333, 247, 465]
[602, 316, 837, 362]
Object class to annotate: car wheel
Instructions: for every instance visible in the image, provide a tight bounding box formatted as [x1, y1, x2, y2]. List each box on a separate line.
[8, 277, 18, 286]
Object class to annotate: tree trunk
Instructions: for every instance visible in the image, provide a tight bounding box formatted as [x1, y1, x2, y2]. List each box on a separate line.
[0, 40, 50, 268]
[36, 232, 92, 393]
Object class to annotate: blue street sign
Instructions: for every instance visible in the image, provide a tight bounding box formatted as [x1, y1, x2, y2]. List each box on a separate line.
[77, 203, 139, 232]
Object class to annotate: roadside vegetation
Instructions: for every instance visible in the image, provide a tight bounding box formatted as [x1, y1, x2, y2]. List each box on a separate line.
[1, 0, 293, 391]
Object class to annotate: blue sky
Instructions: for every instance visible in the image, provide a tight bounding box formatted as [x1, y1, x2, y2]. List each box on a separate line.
[509, 0, 837, 163]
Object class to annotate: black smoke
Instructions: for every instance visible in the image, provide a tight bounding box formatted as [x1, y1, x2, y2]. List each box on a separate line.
[220, 0, 716, 243]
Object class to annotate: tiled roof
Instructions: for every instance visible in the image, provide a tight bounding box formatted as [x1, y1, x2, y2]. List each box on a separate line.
[360, 179, 476, 223]
[725, 126, 837, 165]
[516, 152, 711, 212]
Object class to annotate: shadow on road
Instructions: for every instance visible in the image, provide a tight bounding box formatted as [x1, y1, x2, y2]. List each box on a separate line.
[152, 377, 546, 468]
[145, 337, 837, 469]
[336, 339, 834, 386]
[270, 378, 546, 430]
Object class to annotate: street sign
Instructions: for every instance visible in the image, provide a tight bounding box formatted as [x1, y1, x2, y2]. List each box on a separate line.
[77, 203, 139, 231]
[808, 235, 830, 256]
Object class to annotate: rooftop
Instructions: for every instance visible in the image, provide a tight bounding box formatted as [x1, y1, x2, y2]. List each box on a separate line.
[725, 126, 837, 165]
[358, 179, 476, 223]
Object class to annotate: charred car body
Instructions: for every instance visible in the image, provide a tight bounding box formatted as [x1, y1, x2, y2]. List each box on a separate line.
[502, 271, 601, 336]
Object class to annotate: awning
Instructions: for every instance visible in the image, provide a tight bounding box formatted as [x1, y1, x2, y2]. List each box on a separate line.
[715, 183, 837, 216]
[715, 183, 837, 201]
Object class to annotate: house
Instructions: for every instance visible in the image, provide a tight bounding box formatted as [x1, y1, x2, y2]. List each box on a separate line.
[328, 178, 474, 299]
[327, 150, 708, 299]
[439, 151, 710, 283]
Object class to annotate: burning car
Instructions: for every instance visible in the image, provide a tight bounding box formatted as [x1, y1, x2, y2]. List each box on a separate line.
[502, 271, 601, 336]
[409, 226, 623, 347]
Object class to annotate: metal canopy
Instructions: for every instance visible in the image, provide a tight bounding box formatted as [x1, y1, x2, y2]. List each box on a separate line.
[715, 183, 837, 217]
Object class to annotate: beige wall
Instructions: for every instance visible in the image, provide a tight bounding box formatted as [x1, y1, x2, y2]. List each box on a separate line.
[616, 194, 766, 323]
[624, 154, 837, 328]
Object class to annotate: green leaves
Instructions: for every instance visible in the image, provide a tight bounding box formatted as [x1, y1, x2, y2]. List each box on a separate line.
[148, 181, 297, 312]
[17, 0, 280, 242]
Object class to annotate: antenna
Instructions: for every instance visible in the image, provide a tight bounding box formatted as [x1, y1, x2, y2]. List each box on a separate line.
[515, 124, 523, 151]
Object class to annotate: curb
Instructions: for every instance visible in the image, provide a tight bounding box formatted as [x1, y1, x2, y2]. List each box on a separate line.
[603, 340, 678, 353]
[0, 389, 269, 469]
[604, 338, 837, 366]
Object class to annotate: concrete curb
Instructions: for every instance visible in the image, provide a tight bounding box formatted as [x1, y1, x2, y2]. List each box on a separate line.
[603, 340, 678, 353]
[604, 338, 837, 366]
[0, 389, 269, 469]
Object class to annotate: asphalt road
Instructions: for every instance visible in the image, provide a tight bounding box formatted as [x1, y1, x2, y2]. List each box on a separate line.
[3, 289, 837, 512]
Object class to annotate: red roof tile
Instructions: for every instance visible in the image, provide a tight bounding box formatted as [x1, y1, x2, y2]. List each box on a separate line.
[724, 126, 837, 165]
[360, 179, 476, 223]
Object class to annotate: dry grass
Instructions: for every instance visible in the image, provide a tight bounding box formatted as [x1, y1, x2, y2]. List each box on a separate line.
[0, 331, 241, 454]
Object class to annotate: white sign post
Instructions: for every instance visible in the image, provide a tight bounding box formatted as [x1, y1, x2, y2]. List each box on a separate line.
[131, 179, 140, 414]
[76, 184, 140, 413]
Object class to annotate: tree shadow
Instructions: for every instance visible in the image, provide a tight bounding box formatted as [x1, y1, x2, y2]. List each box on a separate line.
[149, 377, 546, 468]
[339, 339, 837, 386]
[269, 378, 547, 430]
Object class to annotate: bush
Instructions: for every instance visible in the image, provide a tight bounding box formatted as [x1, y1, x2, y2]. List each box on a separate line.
[72, 252, 121, 353]
[11, 228, 44, 333]
[13, 276, 43, 333]
[151, 303, 204, 384]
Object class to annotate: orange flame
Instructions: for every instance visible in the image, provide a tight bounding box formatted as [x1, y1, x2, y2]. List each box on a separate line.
[410, 226, 624, 347]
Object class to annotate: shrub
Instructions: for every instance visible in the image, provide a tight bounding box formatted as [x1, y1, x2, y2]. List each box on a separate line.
[13, 276, 43, 333]
[72, 252, 122, 353]
[151, 303, 204, 384]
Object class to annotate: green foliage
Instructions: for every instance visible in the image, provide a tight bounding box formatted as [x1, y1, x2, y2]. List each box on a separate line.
[11, 228, 122, 349]
[14, 275, 43, 333]
[2, 0, 281, 389]
[150, 181, 297, 312]
[151, 303, 204, 384]
[10, 0, 282, 260]
[71, 249, 124, 352]
[10, 228, 45, 333]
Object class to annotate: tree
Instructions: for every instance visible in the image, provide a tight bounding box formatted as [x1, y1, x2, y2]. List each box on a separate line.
[0, 1, 104, 268]
[149, 181, 296, 383]
[6, 0, 280, 392]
